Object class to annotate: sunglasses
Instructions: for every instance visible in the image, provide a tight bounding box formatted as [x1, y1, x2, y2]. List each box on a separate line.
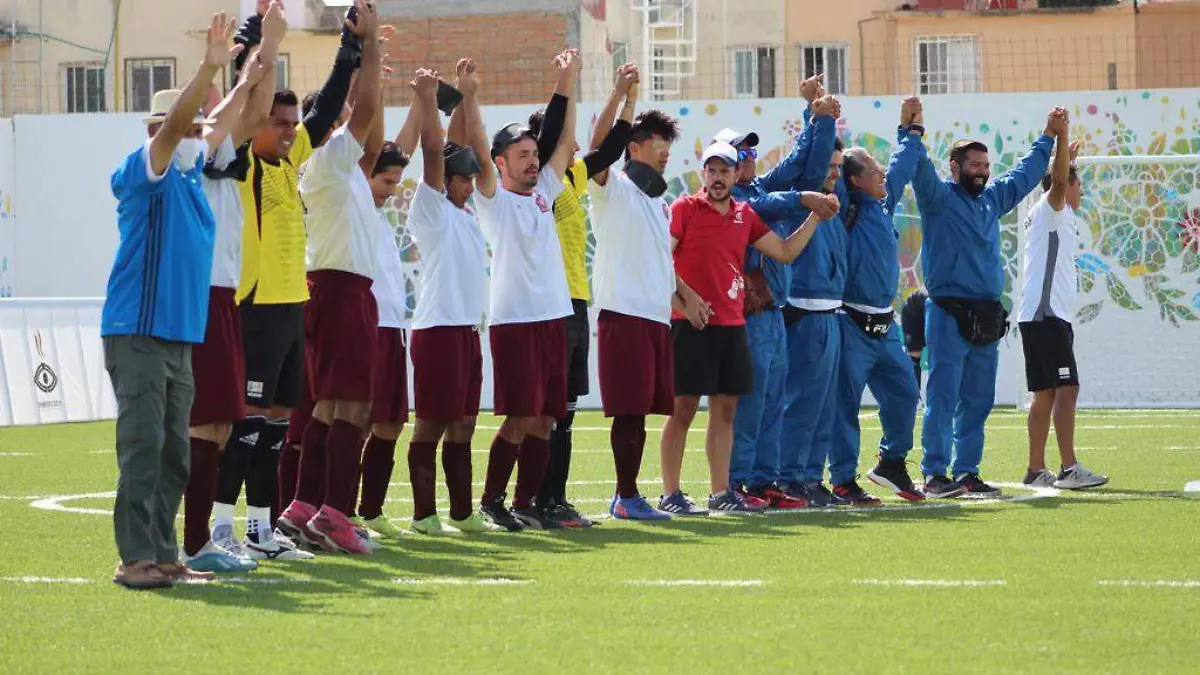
[737, 148, 758, 162]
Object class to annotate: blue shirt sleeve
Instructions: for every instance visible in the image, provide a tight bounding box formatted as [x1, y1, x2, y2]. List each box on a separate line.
[743, 190, 803, 222]
[911, 138, 948, 217]
[796, 114, 837, 193]
[757, 111, 815, 193]
[884, 130, 923, 215]
[111, 145, 160, 201]
[985, 133, 1055, 215]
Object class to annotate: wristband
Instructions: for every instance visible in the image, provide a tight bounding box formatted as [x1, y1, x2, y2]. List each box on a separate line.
[905, 124, 925, 137]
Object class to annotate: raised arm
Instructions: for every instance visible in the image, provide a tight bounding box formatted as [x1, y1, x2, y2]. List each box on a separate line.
[358, 27, 395, 176]
[756, 75, 825, 193]
[988, 107, 1061, 215]
[788, 95, 839, 194]
[149, 13, 240, 176]
[460, 59, 495, 198]
[535, 51, 573, 166]
[911, 109, 948, 217]
[587, 64, 638, 185]
[393, 89, 422, 158]
[884, 97, 925, 215]
[345, 1, 381, 145]
[1046, 114, 1074, 212]
[754, 193, 837, 263]
[204, 51, 262, 155]
[414, 69, 443, 191]
[301, 5, 363, 147]
[546, 50, 581, 179]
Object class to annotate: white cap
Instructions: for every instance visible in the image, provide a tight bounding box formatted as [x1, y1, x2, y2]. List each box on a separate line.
[712, 127, 759, 148]
[141, 89, 209, 126]
[701, 141, 738, 167]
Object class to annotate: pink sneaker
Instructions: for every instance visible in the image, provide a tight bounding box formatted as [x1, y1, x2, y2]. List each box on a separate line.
[277, 500, 322, 549]
[308, 506, 373, 555]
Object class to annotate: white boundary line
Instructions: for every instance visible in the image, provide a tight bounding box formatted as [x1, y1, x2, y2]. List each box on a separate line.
[853, 578, 1007, 587]
[1097, 580, 1200, 588]
[391, 577, 533, 586]
[1, 576, 93, 584]
[626, 579, 765, 587]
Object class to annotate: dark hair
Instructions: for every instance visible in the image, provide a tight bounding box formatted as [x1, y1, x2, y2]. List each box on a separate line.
[272, 89, 299, 115]
[834, 137, 845, 152]
[527, 109, 545, 137]
[300, 90, 318, 118]
[1041, 167, 1079, 192]
[626, 109, 680, 159]
[950, 140, 989, 166]
[841, 147, 871, 183]
[372, 141, 409, 176]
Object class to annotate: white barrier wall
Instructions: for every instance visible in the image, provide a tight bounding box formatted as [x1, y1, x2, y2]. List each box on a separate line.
[0, 89, 1197, 423]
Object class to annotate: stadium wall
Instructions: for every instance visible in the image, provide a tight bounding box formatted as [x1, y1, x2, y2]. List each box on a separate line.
[0, 89, 1197, 423]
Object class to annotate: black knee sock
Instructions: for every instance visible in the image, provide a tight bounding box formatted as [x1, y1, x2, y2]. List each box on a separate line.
[540, 400, 577, 507]
[246, 418, 289, 512]
[215, 416, 265, 506]
[912, 356, 923, 391]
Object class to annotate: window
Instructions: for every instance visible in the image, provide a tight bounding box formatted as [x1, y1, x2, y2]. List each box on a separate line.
[611, 41, 628, 76]
[276, 54, 290, 90]
[651, 46, 665, 101]
[64, 64, 106, 113]
[799, 44, 848, 95]
[125, 58, 174, 112]
[731, 47, 776, 98]
[915, 36, 980, 95]
[647, 0, 661, 23]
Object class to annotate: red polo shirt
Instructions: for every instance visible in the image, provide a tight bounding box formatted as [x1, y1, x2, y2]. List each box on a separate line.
[670, 189, 770, 326]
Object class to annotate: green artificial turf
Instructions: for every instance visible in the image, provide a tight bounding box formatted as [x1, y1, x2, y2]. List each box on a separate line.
[1, 409, 1198, 674]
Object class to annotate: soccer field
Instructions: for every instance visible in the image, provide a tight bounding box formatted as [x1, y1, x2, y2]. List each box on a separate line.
[1, 409, 1198, 674]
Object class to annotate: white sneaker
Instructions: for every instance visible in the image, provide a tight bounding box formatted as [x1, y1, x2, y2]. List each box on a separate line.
[212, 523, 254, 560]
[1022, 468, 1057, 489]
[1054, 464, 1109, 490]
[244, 529, 317, 560]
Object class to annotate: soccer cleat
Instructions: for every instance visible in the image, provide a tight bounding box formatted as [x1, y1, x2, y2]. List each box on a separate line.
[210, 523, 252, 561]
[610, 494, 672, 520]
[183, 539, 258, 574]
[542, 501, 595, 528]
[955, 473, 1002, 498]
[833, 480, 883, 507]
[512, 506, 565, 530]
[753, 484, 809, 510]
[923, 475, 966, 499]
[734, 485, 771, 510]
[411, 515, 452, 536]
[707, 490, 765, 515]
[804, 481, 844, 508]
[354, 524, 383, 551]
[359, 515, 406, 539]
[657, 490, 708, 516]
[277, 500, 322, 549]
[1054, 464, 1109, 490]
[868, 458, 926, 502]
[479, 493, 526, 532]
[308, 506, 374, 555]
[244, 529, 316, 561]
[451, 512, 504, 533]
[1023, 468, 1058, 489]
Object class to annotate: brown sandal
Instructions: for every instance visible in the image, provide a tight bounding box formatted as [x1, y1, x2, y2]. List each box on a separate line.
[157, 562, 217, 584]
[113, 560, 173, 589]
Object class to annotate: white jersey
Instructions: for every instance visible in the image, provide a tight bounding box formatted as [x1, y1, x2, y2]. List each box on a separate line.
[407, 181, 490, 329]
[588, 169, 675, 325]
[1018, 195, 1078, 323]
[298, 126, 380, 280]
[474, 165, 572, 326]
[201, 136, 242, 289]
[372, 209, 409, 329]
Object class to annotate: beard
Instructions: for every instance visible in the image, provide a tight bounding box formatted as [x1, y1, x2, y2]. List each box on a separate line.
[707, 183, 729, 200]
[958, 173, 988, 197]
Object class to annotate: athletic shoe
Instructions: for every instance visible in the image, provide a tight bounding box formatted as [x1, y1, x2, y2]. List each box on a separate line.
[512, 506, 565, 529]
[244, 529, 316, 561]
[479, 493, 525, 532]
[412, 515, 452, 536]
[210, 523, 251, 560]
[183, 539, 258, 574]
[868, 457, 926, 502]
[955, 473, 1002, 498]
[610, 494, 672, 520]
[354, 524, 383, 551]
[804, 481, 844, 508]
[657, 490, 708, 516]
[277, 500, 321, 549]
[733, 486, 770, 510]
[308, 506, 374, 555]
[753, 484, 809, 510]
[707, 489, 764, 515]
[451, 512, 504, 533]
[360, 515, 406, 539]
[1054, 464, 1109, 490]
[781, 482, 812, 504]
[833, 480, 883, 507]
[923, 475, 966, 499]
[542, 501, 595, 528]
[1023, 468, 1058, 489]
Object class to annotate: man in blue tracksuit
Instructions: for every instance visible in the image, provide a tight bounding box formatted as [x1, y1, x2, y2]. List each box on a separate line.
[779, 95, 846, 507]
[713, 108, 834, 510]
[830, 97, 926, 506]
[911, 105, 1062, 497]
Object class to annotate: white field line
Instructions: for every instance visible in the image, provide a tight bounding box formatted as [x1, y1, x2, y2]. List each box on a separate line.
[1, 576, 93, 584]
[391, 577, 532, 586]
[853, 578, 1007, 587]
[0, 452, 33, 457]
[625, 579, 765, 587]
[1097, 580, 1200, 588]
[1166, 446, 1200, 451]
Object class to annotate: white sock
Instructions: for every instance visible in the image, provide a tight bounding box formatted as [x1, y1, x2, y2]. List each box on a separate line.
[212, 502, 235, 532]
[1063, 463, 1079, 473]
[247, 506, 272, 543]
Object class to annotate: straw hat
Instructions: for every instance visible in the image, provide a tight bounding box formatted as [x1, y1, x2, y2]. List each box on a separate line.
[141, 89, 210, 126]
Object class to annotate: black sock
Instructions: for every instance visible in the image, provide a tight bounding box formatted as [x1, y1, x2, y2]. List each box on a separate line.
[246, 418, 289, 515]
[215, 416, 265, 505]
[912, 356, 922, 391]
[539, 400, 576, 507]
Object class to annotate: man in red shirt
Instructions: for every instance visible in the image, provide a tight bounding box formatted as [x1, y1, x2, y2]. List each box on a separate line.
[660, 141, 836, 515]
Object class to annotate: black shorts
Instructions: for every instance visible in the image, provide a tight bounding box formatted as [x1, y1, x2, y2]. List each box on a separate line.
[671, 320, 753, 397]
[240, 300, 306, 409]
[1019, 318, 1079, 392]
[565, 299, 590, 400]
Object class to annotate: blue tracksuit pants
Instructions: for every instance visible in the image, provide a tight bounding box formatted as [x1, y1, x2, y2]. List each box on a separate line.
[730, 309, 787, 489]
[830, 315, 920, 486]
[780, 311, 840, 485]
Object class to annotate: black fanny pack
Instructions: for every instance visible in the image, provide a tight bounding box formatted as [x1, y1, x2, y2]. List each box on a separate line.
[933, 297, 1009, 346]
[782, 304, 837, 328]
[842, 305, 894, 340]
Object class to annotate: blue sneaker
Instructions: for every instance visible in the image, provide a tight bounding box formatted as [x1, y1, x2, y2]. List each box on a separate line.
[707, 489, 765, 515]
[657, 490, 708, 516]
[611, 494, 672, 520]
[183, 540, 258, 574]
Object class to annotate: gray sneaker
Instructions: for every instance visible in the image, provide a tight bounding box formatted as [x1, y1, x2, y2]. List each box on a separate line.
[1023, 468, 1058, 489]
[1054, 464, 1109, 490]
[707, 490, 764, 515]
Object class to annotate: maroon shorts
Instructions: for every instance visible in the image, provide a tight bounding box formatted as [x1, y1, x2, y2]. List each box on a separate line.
[598, 310, 674, 417]
[489, 319, 567, 419]
[308, 270, 378, 402]
[411, 326, 483, 421]
[370, 327, 410, 425]
[190, 287, 247, 426]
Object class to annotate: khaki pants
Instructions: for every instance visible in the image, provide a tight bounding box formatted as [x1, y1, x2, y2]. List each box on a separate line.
[104, 335, 194, 564]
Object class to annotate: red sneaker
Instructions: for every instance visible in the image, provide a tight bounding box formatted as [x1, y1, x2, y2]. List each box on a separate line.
[757, 485, 809, 510]
[308, 506, 374, 555]
[734, 486, 770, 510]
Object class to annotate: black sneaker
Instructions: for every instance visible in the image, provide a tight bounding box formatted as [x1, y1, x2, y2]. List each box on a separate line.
[805, 481, 842, 507]
[955, 473, 1002, 498]
[541, 501, 594, 528]
[511, 505, 565, 529]
[479, 493, 525, 532]
[868, 457, 926, 502]
[923, 475, 966, 499]
[832, 480, 883, 507]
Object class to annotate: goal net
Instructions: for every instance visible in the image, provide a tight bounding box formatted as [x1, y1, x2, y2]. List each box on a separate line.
[1012, 154, 1200, 410]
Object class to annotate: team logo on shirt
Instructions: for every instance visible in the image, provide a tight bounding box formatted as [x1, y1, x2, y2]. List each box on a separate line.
[535, 193, 550, 213]
[726, 263, 745, 300]
[733, 210, 744, 224]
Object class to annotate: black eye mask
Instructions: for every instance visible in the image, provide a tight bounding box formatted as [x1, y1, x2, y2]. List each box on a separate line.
[625, 159, 667, 198]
